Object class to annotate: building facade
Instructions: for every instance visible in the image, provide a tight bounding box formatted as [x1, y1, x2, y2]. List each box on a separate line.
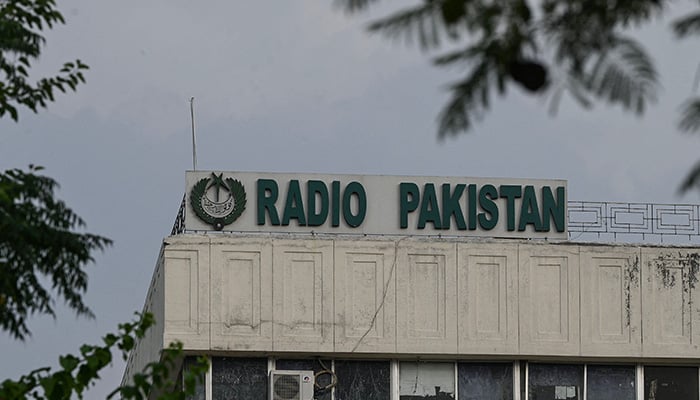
[123, 172, 700, 400]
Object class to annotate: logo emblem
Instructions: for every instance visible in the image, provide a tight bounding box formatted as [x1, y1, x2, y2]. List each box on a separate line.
[190, 173, 246, 230]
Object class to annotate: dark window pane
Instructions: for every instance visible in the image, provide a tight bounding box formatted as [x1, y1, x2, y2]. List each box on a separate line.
[276, 359, 332, 400]
[528, 364, 583, 400]
[644, 366, 698, 400]
[520, 363, 526, 400]
[587, 365, 635, 400]
[458, 363, 513, 400]
[183, 356, 205, 400]
[335, 360, 391, 400]
[399, 362, 455, 400]
[212, 357, 267, 400]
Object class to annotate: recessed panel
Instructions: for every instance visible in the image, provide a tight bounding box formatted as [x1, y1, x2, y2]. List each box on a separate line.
[166, 256, 196, 330]
[519, 245, 579, 356]
[221, 253, 260, 335]
[334, 241, 396, 353]
[210, 240, 272, 351]
[408, 254, 445, 339]
[163, 242, 210, 350]
[458, 244, 518, 354]
[532, 260, 565, 338]
[474, 262, 502, 335]
[347, 257, 382, 337]
[273, 240, 333, 352]
[282, 255, 322, 336]
[397, 242, 457, 353]
[642, 250, 700, 357]
[580, 248, 641, 356]
[597, 265, 624, 335]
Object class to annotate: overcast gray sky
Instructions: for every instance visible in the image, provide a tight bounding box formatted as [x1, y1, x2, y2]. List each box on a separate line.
[1, 1, 700, 397]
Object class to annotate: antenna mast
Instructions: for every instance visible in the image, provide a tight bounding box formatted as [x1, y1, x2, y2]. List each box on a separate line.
[190, 97, 197, 170]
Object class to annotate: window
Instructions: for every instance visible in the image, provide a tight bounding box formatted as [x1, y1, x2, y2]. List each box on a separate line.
[644, 366, 699, 400]
[399, 362, 455, 400]
[211, 357, 267, 400]
[528, 364, 583, 400]
[458, 362, 513, 400]
[183, 356, 205, 400]
[335, 360, 390, 400]
[586, 365, 635, 400]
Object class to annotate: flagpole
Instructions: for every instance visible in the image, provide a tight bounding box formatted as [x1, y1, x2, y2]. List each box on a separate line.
[190, 97, 197, 171]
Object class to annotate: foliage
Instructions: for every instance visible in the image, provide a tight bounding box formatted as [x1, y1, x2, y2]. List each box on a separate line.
[0, 0, 88, 120]
[338, 0, 669, 137]
[0, 165, 111, 340]
[0, 3, 201, 400]
[0, 312, 209, 400]
[338, 0, 700, 190]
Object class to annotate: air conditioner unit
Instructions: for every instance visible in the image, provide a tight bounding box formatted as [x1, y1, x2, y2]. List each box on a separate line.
[269, 370, 315, 400]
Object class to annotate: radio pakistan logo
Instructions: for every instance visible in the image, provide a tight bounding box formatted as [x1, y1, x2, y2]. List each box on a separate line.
[191, 173, 246, 230]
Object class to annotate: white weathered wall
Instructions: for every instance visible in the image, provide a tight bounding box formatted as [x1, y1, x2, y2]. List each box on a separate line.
[122, 246, 165, 386]
[150, 234, 700, 361]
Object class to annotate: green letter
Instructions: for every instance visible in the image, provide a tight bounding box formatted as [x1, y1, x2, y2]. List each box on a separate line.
[257, 179, 279, 225]
[467, 184, 477, 230]
[542, 186, 566, 232]
[399, 182, 420, 229]
[442, 184, 466, 230]
[478, 184, 498, 230]
[499, 185, 522, 231]
[418, 183, 442, 229]
[307, 180, 329, 226]
[343, 182, 366, 227]
[282, 180, 306, 226]
[331, 181, 340, 227]
[518, 185, 543, 231]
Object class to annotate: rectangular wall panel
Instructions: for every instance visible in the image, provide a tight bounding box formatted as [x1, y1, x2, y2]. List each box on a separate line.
[397, 241, 457, 353]
[519, 245, 580, 356]
[210, 239, 272, 351]
[580, 247, 641, 356]
[272, 239, 334, 352]
[458, 243, 518, 354]
[334, 241, 396, 353]
[642, 249, 700, 357]
[163, 239, 210, 350]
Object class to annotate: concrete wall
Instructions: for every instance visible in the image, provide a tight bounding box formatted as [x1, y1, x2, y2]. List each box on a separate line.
[122, 246, 166, 386]
[151, 235, 700, 360]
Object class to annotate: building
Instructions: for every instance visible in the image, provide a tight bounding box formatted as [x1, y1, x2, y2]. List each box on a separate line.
[123, 171, 700, 400]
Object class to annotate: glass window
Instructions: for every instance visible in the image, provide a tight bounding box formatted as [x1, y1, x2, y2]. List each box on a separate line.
[399, 362, 455, 400]
[528, 364, 583, 400]
[457, 362, 513, 400]
[335, 360, 391, 400]
[183, 356, 205, 400]
[586, 365, 635, 400]
[644, 366, 698, 400]
[211, 357, 267, 400]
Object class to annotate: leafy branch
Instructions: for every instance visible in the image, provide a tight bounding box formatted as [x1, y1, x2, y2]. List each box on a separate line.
[0, 312, 208, 400]
[0, 0, 89, 121]
[338, 0, 668, 137]
[0, 166, 112, 340]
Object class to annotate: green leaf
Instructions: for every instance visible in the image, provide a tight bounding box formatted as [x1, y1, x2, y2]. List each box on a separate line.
[58, 355, 79, 372]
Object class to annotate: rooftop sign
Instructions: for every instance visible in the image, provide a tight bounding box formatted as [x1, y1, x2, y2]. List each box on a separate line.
[185, 171, 567, 239]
